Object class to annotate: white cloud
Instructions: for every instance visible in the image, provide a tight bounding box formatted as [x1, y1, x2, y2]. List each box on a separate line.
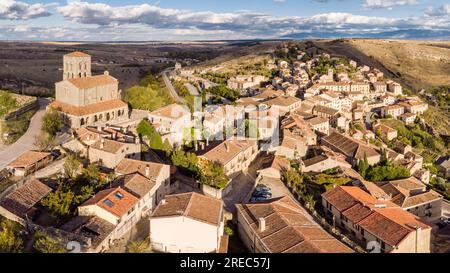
[425, 4, 450, 17]
[56, 1, 415, 36]
[0, 0, 54, 20]
[1, 0, 449, 41]
[363, 0, 418, 10]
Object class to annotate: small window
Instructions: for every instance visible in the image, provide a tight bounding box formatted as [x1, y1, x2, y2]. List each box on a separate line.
[115, 192, 124, 200]
[103, 199, 114, 208]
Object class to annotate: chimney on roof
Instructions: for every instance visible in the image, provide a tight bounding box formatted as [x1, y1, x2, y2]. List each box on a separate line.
[145, 164, 150, 177]
[104, 71, 109, 76]
[161, 199, 166, 205]
[258, 218, 266, 232]
[100, 138, 105, 149]
[97, 126, 102, 131]
[375, 204, 387, 209]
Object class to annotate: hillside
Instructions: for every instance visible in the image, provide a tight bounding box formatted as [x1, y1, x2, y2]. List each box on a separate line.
[313, 39, 450, 90]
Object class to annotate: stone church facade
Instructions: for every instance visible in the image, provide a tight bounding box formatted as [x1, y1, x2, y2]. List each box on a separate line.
[48, 51, 129, 129]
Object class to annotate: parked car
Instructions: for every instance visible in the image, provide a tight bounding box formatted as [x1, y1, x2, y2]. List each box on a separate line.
[256, 184, 270, 191]
[437, 222, 447, 229]
[253, 191, 272, 199]
[250, 196, 268, 203]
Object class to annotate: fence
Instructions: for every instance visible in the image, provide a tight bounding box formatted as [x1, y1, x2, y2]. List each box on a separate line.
[2, 99, 38, 121]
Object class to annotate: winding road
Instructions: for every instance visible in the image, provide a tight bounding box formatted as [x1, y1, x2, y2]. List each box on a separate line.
[162, 68, 186, 104]
[0, 98, 50, 169]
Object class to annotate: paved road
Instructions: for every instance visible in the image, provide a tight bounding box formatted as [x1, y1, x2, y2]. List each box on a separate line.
[0, 98, 50, 169]
[162, 68, 186, 104]
[222, 155, 262, 215]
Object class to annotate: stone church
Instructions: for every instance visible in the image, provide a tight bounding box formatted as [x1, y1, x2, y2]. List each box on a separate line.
[48, 51, 129, 129]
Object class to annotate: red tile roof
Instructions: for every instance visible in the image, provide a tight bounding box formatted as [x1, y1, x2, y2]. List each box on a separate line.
[7, 151, 51, 168]
[80, 187, 138, 218]
[49, 99, 127, 117]
[322, 186, 431, 247]
[0, 178, 52, 217]
[236, 196, 353, 253]
[152, 192, 223, 226]
[67, 74, 117, 89]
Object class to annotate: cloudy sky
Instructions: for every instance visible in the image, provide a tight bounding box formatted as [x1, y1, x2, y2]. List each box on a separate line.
[0, 0, 449, 41]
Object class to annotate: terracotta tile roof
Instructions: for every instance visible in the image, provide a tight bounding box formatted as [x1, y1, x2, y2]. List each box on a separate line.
[61, 216, 115, 249]
[303, 155, 328, 167]
[0, 178, 51, 217]
[90, 138, 125, 154]
[65, 51, 90, 57]
[115, 158, 166, 179]
[374, 123, 396, 134]
[321, 132, 379, 160]
[378, 178, 442, 208]
[313, 105, 339, 116]
[236, 196, 353, 253]
[253, 89, 284, 100]
[198, 138, 256, 166]
[260, 155, 290, 172]
[385, 104, 404, 110]
[49, 99, 127, 117]
[152, 192, 223, 226]
[149, 103, 190, 120]
[80, 187, 138, 218]
[66, 74, 117, 89]
[322, 186, 431, 247]
[114, 173, 156, 198]
[307, 116, 329, 126]
[7, 151, 51, 168]
[75, 127, 105, 143]
[265, 96, 301, 107]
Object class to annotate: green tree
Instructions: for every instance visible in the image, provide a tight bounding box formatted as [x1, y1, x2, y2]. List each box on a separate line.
[63, 154, 82, 180]
[33, 230, 67, 253]
[0, 92, 17, 117]
[127, 239, 149, 253]
[149, 131, 164, 150]
[137, 119, 155, 138]
[282, 169, 303, 191]
[137, 120, 165, 151]
[42, 109, 64, 136]
[82, 164, 101, 186]
[41, 190, 75, 217]
[357, 154, 369, 178]
[199, 161, 229, 189]
[163, 139, 172, 155]
[171, 150, 199, 175]
[34, 132, 56, 152]
[0, 219, 23, 253]
[224, 226, 234, 236]
[207, 85, 240, 101]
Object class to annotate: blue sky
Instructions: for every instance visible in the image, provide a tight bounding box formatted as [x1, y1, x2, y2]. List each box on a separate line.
[0, 0, 449, 40]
